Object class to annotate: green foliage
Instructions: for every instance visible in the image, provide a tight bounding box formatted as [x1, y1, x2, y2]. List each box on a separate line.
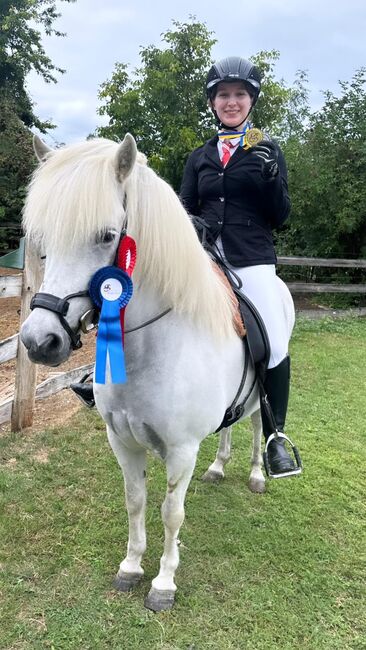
[281, 68, 366, 260]
[97, 18, 216, 190]
[97, 19, 365, 262]
[0, 95, 35, 250]
[0, 0, 75, 129]
[97, 23, 294, 190]
[0, 0, 75, 249]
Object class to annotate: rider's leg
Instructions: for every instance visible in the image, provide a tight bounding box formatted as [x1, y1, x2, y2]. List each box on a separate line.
[226, 263, 296, 475]
[260, 355, 295, 473]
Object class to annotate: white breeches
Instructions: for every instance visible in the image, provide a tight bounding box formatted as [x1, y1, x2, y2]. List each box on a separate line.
[216, 240, 289, 368]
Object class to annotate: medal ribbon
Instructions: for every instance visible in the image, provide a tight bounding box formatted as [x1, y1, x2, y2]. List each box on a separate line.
[218, 122, 252, 147]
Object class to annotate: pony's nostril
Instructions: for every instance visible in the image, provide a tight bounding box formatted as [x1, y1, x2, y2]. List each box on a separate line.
[43, 333, 64, 353]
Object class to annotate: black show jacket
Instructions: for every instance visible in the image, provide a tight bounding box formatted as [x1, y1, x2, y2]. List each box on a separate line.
[180, 135, 290, 267]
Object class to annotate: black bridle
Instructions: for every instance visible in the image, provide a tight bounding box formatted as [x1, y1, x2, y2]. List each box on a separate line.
[30, 290, 90, 350]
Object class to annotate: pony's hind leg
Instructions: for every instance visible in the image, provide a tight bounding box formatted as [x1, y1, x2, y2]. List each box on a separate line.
[107, 428, 147, 591]
[202, 426, 232, 483]
[249, 409, 265, 493]
[145, 444, 199, 612]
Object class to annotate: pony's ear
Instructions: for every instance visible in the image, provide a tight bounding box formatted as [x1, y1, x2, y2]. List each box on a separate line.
[115, 133, 137, 181]
[33, 135, 54, 162]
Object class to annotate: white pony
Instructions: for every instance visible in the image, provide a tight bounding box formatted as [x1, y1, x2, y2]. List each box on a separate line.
[21, 134, 295, 611]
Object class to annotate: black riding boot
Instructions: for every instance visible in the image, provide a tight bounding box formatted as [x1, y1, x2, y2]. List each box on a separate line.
[70, 374, 95, 408]
[261, 355, 296, 476]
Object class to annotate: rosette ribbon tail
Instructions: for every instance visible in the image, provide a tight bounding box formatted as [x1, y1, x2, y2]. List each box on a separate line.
[95, 298, 127, 384]
[89, 265, 134, 385]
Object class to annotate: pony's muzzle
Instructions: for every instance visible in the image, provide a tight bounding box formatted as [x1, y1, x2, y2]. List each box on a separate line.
[21, 315, 72, 366]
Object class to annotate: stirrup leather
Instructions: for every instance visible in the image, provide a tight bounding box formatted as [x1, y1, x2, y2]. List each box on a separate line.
[263, 432, 302, 479]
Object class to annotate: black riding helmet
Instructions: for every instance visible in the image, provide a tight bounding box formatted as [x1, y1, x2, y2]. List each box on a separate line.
[206, 56, 262, 106]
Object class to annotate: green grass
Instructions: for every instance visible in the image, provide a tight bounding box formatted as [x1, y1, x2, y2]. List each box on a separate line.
[1, 317, 365, 649]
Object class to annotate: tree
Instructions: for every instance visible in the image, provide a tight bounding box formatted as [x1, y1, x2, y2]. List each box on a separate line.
[97, 18, 216, 190]
[97, 21, 296, 190]
[281, 69, 366, 260]
[0, 0, 75, 249]
[0, 0, 75, 128]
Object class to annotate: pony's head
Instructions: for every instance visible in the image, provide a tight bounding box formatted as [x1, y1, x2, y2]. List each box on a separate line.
[21, 133, 139, 365]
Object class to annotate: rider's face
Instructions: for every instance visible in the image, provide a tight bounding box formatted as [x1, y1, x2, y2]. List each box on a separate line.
[212, 81, 253, 129]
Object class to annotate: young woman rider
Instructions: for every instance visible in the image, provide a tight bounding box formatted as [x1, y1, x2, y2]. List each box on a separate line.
[180, 56, 300, 478]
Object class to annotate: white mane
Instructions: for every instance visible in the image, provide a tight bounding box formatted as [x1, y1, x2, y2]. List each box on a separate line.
[23, 138, 236, 339]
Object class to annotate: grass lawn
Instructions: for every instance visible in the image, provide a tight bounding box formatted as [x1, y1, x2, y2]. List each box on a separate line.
[0, 317, 365, 649]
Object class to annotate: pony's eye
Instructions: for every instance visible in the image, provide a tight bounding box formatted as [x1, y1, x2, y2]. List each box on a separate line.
[96, 230, 117, 244]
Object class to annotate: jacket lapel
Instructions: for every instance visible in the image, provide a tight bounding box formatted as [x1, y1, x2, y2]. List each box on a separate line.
[226, 144, 248, 169]
[203, 136, 222, 170]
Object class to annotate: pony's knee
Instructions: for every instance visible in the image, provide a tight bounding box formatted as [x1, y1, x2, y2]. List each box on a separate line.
[161, 497, 185, 532]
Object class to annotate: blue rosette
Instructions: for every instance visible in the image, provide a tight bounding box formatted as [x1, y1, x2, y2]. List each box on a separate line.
[89, 266, 133, 384]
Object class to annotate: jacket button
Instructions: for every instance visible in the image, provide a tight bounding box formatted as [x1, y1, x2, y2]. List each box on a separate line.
[219, 197, 224, 202]
[218, 220, 223, 225]
[218, 172, 224, 177]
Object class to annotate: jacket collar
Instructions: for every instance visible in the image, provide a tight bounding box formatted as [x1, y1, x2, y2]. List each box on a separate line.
[203, 135, 247, 170]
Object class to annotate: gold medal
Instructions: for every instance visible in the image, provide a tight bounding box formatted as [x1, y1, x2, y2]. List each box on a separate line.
[243, 128, 264, 149]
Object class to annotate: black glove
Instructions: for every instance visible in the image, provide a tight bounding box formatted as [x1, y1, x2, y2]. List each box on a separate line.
[252, 140, 279, 181]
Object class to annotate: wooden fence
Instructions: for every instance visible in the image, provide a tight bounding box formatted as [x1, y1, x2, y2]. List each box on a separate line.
[1, 247, 365, 432]
[0, 245, 92, 431]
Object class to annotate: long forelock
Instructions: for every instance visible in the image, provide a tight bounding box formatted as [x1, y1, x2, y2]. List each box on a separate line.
[22, 139, 125, 254]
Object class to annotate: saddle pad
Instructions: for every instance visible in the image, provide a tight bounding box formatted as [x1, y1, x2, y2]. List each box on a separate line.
[212, 262, 246, 338]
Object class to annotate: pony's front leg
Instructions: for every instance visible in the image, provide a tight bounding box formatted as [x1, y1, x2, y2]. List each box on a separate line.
[249, 409, 265, 493]
[145, 445, 199, 612]
[202, 426, 232, 482]
[107, 428, 147, 591]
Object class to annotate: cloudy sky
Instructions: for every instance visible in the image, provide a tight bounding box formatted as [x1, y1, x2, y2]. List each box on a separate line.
[27, 0, 365, 145]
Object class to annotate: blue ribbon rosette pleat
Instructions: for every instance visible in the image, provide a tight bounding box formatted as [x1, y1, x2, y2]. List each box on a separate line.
[89, 266, 133, 384]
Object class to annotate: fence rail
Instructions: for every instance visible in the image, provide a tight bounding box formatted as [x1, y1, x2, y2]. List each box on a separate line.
[0, 363, 94, 426]
[0, 334, 18, 364]
[1, 251, 365, 431]
[277, 256, 366, 294]
[278, 256, 366, 268]
[1, 274, 23, 297]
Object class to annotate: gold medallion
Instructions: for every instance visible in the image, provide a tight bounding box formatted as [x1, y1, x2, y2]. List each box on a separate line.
[243, 128, 264, 149]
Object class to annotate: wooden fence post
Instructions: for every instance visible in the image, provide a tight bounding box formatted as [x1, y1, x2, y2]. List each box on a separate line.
[11, 240, 43, 431]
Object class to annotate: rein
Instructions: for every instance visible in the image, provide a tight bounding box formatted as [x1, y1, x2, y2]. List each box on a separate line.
[124, 308, 172, 334]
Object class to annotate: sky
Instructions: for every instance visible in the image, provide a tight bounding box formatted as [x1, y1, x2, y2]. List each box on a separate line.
[27, 0, 366, 145]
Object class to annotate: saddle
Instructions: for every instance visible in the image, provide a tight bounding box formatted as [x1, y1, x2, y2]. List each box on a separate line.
[213, 261, 270, 368]
[213, 260, 271, 431]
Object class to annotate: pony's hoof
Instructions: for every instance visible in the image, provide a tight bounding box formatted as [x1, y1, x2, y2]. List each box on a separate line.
[114, 571, 143, 592]
[144, 587, 175, 612]
[248, 476, 266, 493]
[202, 469, 224, 483]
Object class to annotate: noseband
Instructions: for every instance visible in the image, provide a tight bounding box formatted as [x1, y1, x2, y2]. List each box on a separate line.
[30, 290, 91, 350]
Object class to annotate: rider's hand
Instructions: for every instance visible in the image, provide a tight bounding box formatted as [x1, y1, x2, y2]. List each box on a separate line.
[252, 141, 279, 181]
